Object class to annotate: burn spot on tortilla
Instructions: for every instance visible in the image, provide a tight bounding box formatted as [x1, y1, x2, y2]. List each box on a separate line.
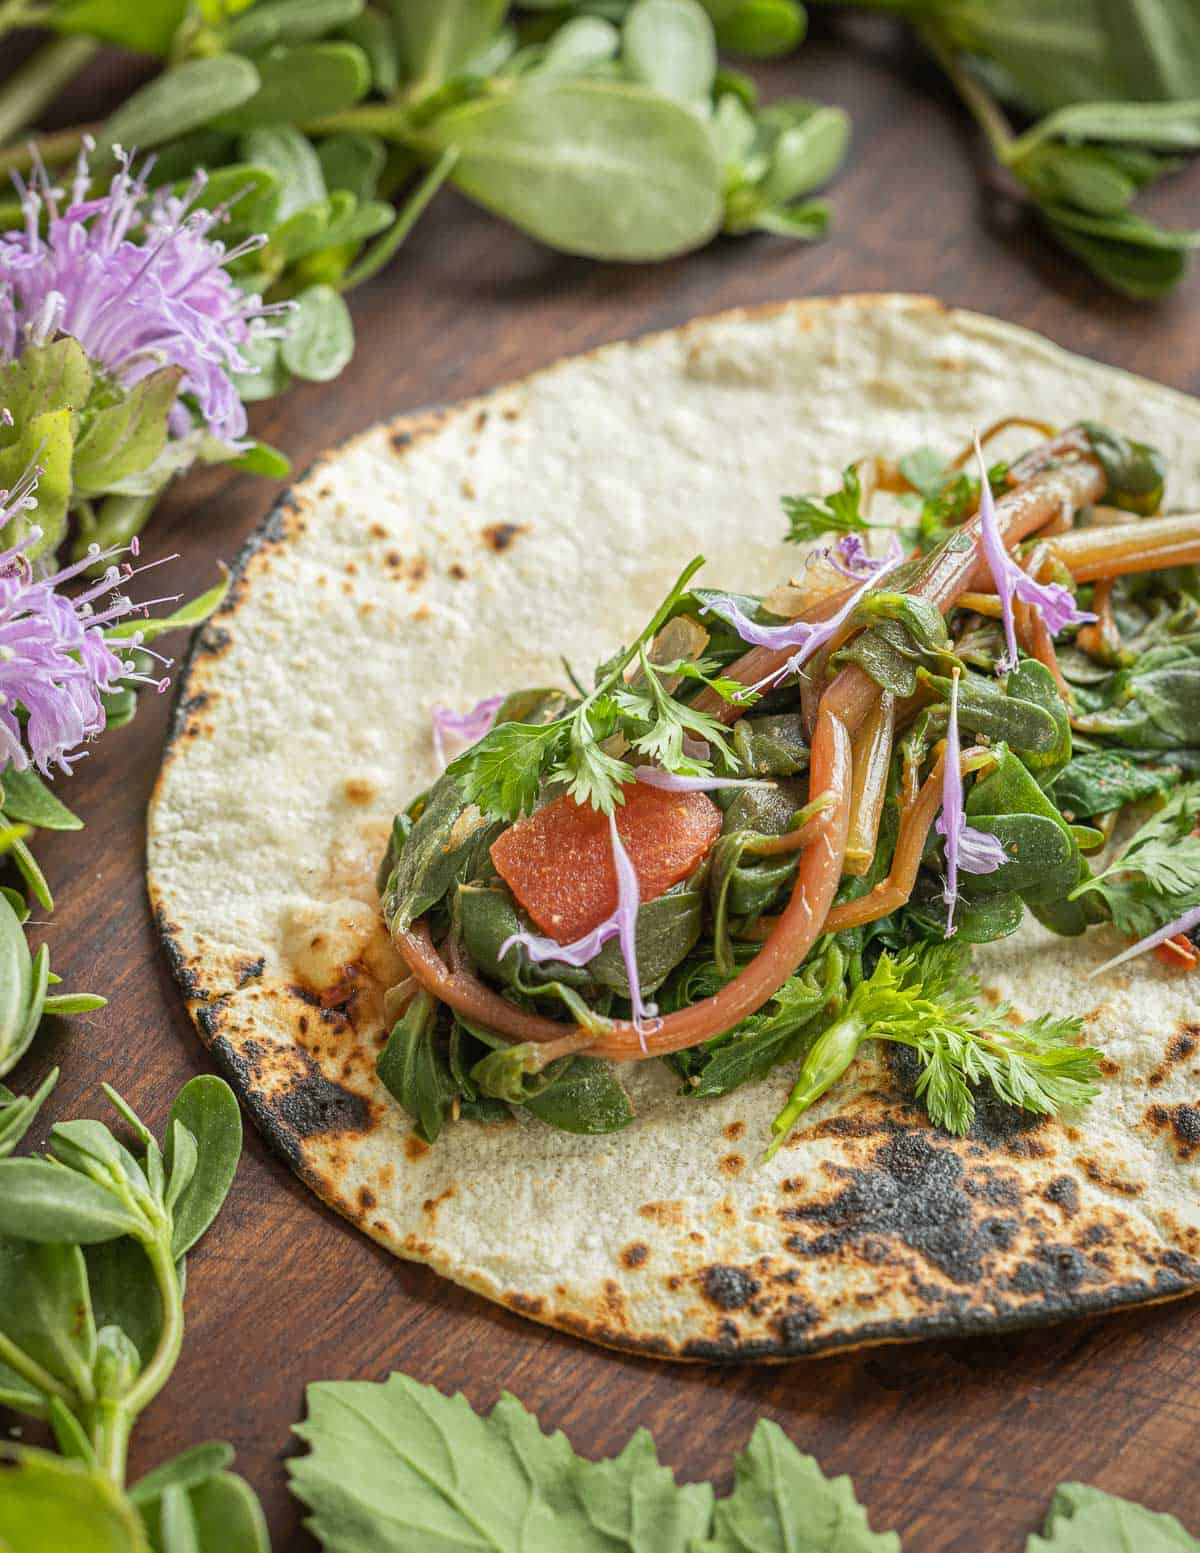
[449, 563, 467, 580]
[155, 906, 206, 999]
[482, 522, 526, 553]
[358, 1186, 376, 1211]
[461, 477, 477, 500]
[1145, 1103, 1200, 1161]
[1044, 1176, 1080, 1218]
[700, 1265, 761, 1311]
[1078, 1156, 1144, 1196]
[343, 777, 376, 805]
[369, 522, 387, 539]
[1098, 1057, 1120, 1079]
[237, 956, 265, 987]
[274, 1063, 370, 1141]
[720, 1152, 745, 1177]
[405, 1133, 429, 1162]
[783, 1132, 1021, 1286]
[1149, 1029, 1198, 1086]
[724, 1121, 746, 1141]
[196, 996, 229, 1040]
[384, 550, 402, 568]
[1006, 1245, 1093, 1296]
[621, 1243, 649, 1270]
[639, 1200, 684, 1227]
[423, 1186, 455, 1217]
[390, 429, 413, 452]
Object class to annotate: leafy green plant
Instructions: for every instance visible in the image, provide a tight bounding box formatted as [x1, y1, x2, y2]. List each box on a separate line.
[288, 1369, 1200, 1552]
[0, 1075, 267, 1553]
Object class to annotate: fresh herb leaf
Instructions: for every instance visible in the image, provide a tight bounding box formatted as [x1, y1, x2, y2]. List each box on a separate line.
[1071, 780, 1200, 935]
[781, 465, 869, 545]
[1030, 1480, 1200, 1553]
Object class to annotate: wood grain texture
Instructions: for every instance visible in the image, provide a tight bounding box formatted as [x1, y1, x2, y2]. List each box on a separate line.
[4, 16, 1200, 1550]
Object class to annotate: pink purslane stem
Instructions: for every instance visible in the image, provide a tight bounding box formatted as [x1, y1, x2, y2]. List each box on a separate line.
[703, 534, 904, 700]
[974, 436, 1095, 672]
[431, 694, 504, 769]
[935, 671, 1006, 935]
[497, 814, 658, 1046]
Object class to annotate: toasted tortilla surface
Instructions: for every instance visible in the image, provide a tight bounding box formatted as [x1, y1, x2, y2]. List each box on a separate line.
[149, 295, 1200, 1360]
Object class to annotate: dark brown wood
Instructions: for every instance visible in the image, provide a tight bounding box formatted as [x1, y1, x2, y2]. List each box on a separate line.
[5, 16, 1200, 1550]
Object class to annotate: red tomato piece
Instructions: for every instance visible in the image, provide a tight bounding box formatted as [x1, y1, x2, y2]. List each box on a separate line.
[490, 783, 722, 944]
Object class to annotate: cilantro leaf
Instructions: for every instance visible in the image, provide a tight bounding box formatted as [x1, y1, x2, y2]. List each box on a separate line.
[618, 648, 733, 774]
[448, 718, 569, 822]
[552, 707, 634, 816]
[1029, 1482, 1199, 1553]
[696, 1420, 901, 1553]
[1071, 780, 1200, 936]
[781, 465, 869, 545]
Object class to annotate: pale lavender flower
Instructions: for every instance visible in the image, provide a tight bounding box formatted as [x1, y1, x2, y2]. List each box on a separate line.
[0, 449, 172, 775]
[936, 671, 1006, 934]
[0, 142, 280, 445]
[974, 437, 1095, 673]
[703, 534, 904, 700]
[498, 815, 659, 1043]
[827, 533, 895, 581]
[431, 694, 504, 770]
[635, 767, 768, 794]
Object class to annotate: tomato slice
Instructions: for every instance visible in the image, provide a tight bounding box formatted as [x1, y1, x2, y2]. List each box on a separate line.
[1154, 933, 1197, 970]
[490, 783, 722, 944]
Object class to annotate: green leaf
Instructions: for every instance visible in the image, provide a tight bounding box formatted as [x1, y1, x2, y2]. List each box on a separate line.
[0, 336, 92, 426]
[318, 131, 386, 200]
[0, 1068, 58, 1160]
[340, 9, 399, 95]
[1029, 1480, 1199, 1551]
[100, 57, 261, 153]
[531, 16, 620, 79]
[393, 0, 508, 88]
[0, 891, 43, 1079]
[107, 577, 230, 644]
[186, 1473, 271, 1553]
[705, 0, 805, 58]
[214, 43, 370, 130]
[1014, 97, 1200, 154]
[697, 1419, 899, 1552]
[447, 719, 568, 824]
[226, 0, 365, 51]
[1053, 748, 1177, 819]
[227, 440, 292, 479]
[0, 1159, 145, 1244]
[0, 1445, 148, 1553]
[425, 79, 723, 261]
[1098, 0, 1200, 100]
[163, 1076, 242, 1258]
[0, 1238, 95, 1397]
[0, 768, 83, 831]
[49, 1396, 98, 1467]
[129, 1443, 236, 1507]
[760, 105, 849, 204]
[241, 126, 327, 219]
[624, 0, 718, 104]
[281, 285, 355, 382]
[376, 991, 456, 1144]
[1042, 204, 1195, 299]
[0, 407, 74, 561]
[781, 465, 868, 544]
[290, 1372, 708, 1552]
[73, 368, 183, 498]
[49, 0, 187, 54]
[83, 1239, 162, 1367]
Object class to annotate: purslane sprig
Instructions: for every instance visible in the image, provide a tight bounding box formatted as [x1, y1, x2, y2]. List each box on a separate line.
[767, 942, 1101, 1157]
[448, 557, 739, 819]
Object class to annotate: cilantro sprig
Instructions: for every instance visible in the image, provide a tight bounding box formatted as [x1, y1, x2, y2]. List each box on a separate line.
[448, 558, 740, 820]
[768, 942, 1100, 1157]
[782, 464, 871, 545]
[1071, 781, 1200, 937]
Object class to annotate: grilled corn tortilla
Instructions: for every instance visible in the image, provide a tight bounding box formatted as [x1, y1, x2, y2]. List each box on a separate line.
[148, 294, 1200, 1360]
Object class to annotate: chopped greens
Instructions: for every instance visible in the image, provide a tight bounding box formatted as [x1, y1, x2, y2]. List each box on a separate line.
[378, 419, 1200, 1158]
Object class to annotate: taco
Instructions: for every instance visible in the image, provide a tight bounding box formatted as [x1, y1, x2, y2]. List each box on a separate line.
[149, 295, 1200, 1360]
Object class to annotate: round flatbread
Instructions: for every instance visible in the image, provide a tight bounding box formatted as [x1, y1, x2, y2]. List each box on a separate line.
[148, 294, 1200, 1360]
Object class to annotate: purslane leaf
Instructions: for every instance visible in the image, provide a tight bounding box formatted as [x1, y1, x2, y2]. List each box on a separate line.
[163, 1076, 243, 1259]
[0, 1444, 149, 1553]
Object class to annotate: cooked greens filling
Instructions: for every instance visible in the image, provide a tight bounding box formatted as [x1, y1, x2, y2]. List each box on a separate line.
[375, 419, 1200, 1154]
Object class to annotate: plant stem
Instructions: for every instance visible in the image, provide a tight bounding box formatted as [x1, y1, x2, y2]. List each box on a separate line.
[0, 120, 98, 178]
[0, 1330, 74, 1408]
[302, 101, 412, 142]
[0, 0, 50, 40]
[340, 146, 459, 291]
[123, 1237, 184, 1418]
[93, 1400, 133, 1488]
[78, 490, 162, 568]
[917, 23, 1015, 164]
[0, 36, 98, 148]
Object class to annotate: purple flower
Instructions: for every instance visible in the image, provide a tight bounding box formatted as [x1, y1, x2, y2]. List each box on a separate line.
[0, 446, 171, 775]
[0, 143, 280, 446]
[703, 534, 904, 700]
[936, 670, 1006, 935]
[635, 767, 767, 794]
[497, 814, 659, 1043]
[1090, 903, 1200, 979]
[431, 694, 505, 770]
[974, 437, 1094, 673]
[827, 533, 892, 581]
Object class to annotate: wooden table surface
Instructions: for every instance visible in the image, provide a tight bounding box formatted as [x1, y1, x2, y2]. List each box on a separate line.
[6, 15, 1200, 1551]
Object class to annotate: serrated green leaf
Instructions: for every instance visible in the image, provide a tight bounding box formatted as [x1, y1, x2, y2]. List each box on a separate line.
[697, 1420, 901, 1552]
[72, 368, 182, 498]
[0, 337, 92, 425]
[1029, 1480, 1199, 1551]
[0, 1445, 148, 1553]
